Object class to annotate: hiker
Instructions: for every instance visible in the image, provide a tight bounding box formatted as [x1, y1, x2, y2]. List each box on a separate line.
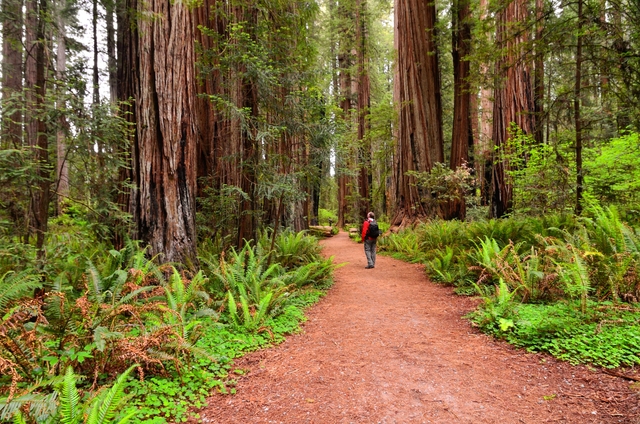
[361, 211, 379, 269]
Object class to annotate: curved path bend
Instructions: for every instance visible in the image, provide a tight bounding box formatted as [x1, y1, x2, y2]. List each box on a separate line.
[194, 231, 638, 423]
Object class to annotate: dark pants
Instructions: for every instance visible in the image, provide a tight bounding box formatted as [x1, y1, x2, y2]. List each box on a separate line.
[364, 239, 377, 267]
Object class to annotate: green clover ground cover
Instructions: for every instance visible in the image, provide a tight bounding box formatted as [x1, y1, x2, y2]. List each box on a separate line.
[123, 290, 326, 423]
[487, 302, 640, 369]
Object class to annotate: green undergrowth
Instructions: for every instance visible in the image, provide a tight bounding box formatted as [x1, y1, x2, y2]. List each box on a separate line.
[124, 290, 325, 423]
[470, 300, 640, 368]
[0, 225, 334, 424]
[378, 205, 640, 369]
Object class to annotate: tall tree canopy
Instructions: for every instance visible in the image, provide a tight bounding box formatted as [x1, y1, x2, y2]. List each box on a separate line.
[1, 0, 640, 261]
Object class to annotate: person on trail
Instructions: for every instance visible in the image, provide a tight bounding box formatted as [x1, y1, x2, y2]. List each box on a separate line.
[362, 211, 379, 269]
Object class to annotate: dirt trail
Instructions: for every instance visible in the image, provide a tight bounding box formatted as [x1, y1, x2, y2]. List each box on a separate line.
[194, 231, 639, 423]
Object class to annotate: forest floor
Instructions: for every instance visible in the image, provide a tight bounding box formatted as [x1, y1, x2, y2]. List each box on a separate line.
[191, 231, 640, 423]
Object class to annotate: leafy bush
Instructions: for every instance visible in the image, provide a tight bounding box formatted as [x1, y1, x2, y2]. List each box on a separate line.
[585, 131, 640, 212]
[318, 209, 337, 226]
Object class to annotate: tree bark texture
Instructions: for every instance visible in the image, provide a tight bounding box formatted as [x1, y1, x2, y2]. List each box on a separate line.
[25, 0, 50, 255]
[356, 0, 371, 220]
[105, 0, 117, 103]
[192, 0, 219, 187]
[114, 0, 138, 249]
[476, 0, 494, 207]
[446, 0, 472, 220]
[119, 0, 199, 264]
[491, 0, 535, 218]
[1, 0, 23, 148]
[236, 5, 258, 247]
[193, 2, 259, 245]
[336, 0, 355, 227]
[56, 4, 69, 210]
[533, 0, 545, 144]
[392, 0, 444, 226]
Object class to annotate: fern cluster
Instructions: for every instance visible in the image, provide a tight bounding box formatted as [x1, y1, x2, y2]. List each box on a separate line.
[1, 229, 334, 423]
[382, 205, 640, 368]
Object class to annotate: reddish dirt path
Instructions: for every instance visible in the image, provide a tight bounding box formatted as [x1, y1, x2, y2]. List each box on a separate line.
[194, 231, 639, 423]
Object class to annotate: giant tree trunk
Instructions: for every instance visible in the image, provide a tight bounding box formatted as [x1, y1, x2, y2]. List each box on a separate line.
[491, 0, 535, 218]
[1, 0, 23, 148]
[392, 0, 444, 226]
[119, 0, 199, 264]
[446, 0, 472, 220]
[356, 0, 371, 220]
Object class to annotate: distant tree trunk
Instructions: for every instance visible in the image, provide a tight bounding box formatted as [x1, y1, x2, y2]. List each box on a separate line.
[491, 0, 535, 218]
[446, 0, 472, 220]
[476, 0, 494, 207]
[119, 0, 199, 264]
[114, 0, 138, 250]
[104, 0, 117, 103]
[56, 3, 69, 212]
[533, 0, 545, 144]
[237, 4, 259, 247]
[25, 0, 50, 256]
[575, 0, 583, 214]
[1, 0, 23, 148]
[356, 0, 371, 219]
[336, 0, 354, 227]
[192, 0, 218, 187]
[92, 0, 99, 105]
[25, 0, 37, 149]
[392, 0, 444, 226]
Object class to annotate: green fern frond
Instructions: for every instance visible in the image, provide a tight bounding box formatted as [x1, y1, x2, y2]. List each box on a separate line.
[255, 291, 273, 324]
[227, 291, 239, 326]
[12, 411, 27, 424]
[240, 293, 251, 326]
[85, 260, 105, 302]
[59, 366, 82, 424]
[0, 392, 58, 422]
[86, 364, 138, 424]
[0, 271, 42, 311]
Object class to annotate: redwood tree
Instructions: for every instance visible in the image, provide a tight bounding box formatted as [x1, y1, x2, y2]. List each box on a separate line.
[118, 0, 199, 264]
[25, 0, 50, 256]
[356, 0, 371, 220]
[336, 0, 355, 227]
[446, 0, 473, 220]
[491, 0, 535, 218]
[1, 0, 23, 148]
[392, 0, 444, 226]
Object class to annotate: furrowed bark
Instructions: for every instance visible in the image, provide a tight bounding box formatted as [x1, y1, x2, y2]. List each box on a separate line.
[119, 0, 199, 264]
[392, 0, 444, 226]
[447, 0, 472, 220]
[491, 0, 535, 218]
